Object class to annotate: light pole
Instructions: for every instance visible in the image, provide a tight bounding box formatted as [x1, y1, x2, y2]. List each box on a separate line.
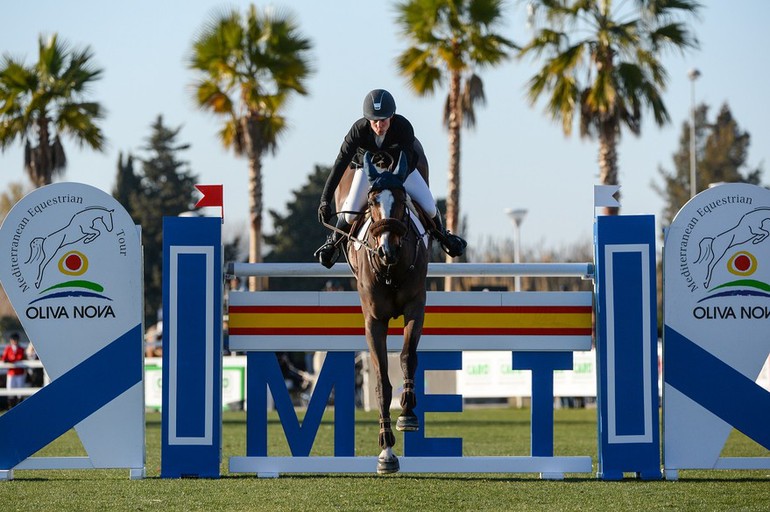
[688, 68, 701, 198]
[505, 208, 528, 292]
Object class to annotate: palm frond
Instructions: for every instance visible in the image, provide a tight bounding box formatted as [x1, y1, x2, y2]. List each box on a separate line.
[188, 4, 313, 157]
[460, 74, 485, 128]
[1, 32, 105, 185]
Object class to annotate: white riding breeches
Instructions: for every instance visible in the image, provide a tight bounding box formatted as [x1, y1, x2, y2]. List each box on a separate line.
[342, 168, 437, 224]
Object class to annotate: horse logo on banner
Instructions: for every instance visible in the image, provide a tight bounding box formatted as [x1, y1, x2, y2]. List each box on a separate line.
[25, 206, 115, 289]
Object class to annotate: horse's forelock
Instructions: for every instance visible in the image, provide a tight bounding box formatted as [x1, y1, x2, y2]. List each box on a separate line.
[378, 190, 395, 219]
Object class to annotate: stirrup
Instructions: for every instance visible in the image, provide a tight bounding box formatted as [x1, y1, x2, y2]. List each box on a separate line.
[314, 238, 340, 268]
[439, 231, 466, 257]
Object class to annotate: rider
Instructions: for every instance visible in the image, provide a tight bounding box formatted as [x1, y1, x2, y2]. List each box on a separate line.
[314, 89, 467, 268]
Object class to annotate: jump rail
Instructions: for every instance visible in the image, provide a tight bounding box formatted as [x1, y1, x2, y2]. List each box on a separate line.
[228, 262, 595, 279]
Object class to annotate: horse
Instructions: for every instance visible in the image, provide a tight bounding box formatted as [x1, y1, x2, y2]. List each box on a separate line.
[341, 151, 430, 474]
[695, 207, 770, 288]
[25, 206, 115, 289]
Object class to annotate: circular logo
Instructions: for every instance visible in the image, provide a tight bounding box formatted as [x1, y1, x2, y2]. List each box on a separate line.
[58, 251, 89, 276]
[727, 251, 757, 277]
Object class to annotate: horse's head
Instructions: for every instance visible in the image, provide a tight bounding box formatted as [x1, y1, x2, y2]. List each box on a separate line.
[102, 209, 115, 232]
[365, 151, 409, 266]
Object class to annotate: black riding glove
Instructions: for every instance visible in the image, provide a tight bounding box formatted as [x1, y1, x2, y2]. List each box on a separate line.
[318, 201, 332, 224]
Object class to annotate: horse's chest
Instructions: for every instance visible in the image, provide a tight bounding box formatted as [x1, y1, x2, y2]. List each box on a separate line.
[363, 289, 420, 319]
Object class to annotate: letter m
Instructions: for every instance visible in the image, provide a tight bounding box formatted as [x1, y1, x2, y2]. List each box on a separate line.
[246, 352, 355, 457]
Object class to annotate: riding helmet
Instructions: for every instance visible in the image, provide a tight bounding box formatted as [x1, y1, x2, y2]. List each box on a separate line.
[363, 89, 396, 120]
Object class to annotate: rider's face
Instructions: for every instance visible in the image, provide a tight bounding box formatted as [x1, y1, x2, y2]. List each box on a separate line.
[369, 117, 391, 136]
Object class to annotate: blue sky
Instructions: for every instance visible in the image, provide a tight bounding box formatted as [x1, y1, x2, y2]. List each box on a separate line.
[1, 1, 768, 256]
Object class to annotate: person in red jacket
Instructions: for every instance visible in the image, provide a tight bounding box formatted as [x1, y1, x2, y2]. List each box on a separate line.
[1, 332, 26, 408]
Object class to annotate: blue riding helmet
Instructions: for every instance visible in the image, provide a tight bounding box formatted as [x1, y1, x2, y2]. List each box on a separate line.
[363, 89, 396, 121]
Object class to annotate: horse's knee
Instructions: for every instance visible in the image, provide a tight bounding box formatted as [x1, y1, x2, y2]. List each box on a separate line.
[375, 379, 392, 396]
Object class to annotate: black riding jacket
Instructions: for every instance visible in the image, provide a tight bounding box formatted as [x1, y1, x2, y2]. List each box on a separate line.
[320, 114, 418, 204]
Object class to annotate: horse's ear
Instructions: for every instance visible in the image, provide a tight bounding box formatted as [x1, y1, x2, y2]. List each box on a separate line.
[395, 152, 409, 181]
[364, 152, 379, 183]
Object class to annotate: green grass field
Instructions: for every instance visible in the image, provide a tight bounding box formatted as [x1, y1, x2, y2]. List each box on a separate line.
[2, 408, 769, 511]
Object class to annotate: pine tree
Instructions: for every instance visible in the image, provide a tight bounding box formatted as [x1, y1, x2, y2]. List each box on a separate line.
[263, 165, 336, 291]
[113, 151, 140, 210]
[114, 115, 198, 325]
[654, 103, 763, 226]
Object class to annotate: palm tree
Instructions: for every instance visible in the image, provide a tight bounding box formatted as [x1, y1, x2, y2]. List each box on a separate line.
[0, 33, 105, 187]
[395, 0, 515, 280]
[188, 5, 313, 289]
[519, 0, 700, 213]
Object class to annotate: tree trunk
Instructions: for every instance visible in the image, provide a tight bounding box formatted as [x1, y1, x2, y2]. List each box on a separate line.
[444, 70, 462, 291]
[28, 117, 53, 187]
[244, 115, 264, 291]
[598, 122, 619, 216]
[247, 154, 263, 291]
[249, 150, 262, 291]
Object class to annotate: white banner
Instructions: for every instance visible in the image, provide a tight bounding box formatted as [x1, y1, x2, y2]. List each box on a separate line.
[457, 350, 597, 398]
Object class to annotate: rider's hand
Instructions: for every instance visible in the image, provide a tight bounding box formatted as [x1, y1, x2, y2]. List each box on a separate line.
[318, 201, 332, 224]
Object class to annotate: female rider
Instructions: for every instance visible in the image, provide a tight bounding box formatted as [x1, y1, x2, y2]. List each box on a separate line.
[315, 89, 466, 268]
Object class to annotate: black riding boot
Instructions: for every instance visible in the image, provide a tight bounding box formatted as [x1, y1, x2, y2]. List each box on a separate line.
[430, 212, 467, 258]
[314, 218, 350, 268]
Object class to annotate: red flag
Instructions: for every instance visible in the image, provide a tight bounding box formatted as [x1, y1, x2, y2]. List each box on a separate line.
[195, 184, 224, 219]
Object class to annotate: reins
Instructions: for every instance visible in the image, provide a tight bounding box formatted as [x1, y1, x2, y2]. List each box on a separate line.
[323, 195, 429, 287]
[322, 211, 378, 256]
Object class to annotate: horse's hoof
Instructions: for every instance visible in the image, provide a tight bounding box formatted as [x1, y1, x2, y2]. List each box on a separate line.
[396, 415, 419, 432]
[377, 456, 400, 475]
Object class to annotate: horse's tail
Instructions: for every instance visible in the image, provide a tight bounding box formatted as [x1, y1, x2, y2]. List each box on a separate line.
[695, 237, 714, 265]
[25, 237, 45, 264]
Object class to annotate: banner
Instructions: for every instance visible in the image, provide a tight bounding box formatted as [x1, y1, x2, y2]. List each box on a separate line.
[663, 183, 770, 477]
[0, 183, 144, 477]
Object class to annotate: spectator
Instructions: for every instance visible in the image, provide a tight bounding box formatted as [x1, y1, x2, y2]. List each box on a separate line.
[1, 332, 26, 408]
[25, 340, 44, 388]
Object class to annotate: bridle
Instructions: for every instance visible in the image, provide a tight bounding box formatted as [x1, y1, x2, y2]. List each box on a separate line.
[363, 187, 424, 286]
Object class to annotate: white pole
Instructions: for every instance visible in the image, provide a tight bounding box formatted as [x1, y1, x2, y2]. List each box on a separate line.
[504, 209, 528, 291]
[688, 68, 701, 198]
[229, 262, 594, 279]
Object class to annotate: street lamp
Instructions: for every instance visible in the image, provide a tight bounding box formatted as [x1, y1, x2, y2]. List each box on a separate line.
[504, 208, 528, 292]
[688, 68, 701, 198]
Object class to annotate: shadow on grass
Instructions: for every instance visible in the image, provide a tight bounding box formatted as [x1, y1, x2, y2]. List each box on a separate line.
[215, 472, 770, 483]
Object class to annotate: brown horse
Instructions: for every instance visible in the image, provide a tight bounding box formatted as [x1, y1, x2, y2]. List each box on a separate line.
[343, 151, 430, 474]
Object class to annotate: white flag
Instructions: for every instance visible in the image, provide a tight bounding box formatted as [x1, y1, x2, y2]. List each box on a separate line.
[594, 185, 621, 208]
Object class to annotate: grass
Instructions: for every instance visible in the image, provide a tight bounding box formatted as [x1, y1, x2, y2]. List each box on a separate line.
[2, 407, 769, 511]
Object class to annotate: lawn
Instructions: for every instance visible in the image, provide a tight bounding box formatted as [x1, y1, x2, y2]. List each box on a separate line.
[2, 408, 768, 511]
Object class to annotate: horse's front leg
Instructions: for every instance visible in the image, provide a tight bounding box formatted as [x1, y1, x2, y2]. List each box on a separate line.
[397, 308, 424, 432]
[364, 315, 399, 474]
